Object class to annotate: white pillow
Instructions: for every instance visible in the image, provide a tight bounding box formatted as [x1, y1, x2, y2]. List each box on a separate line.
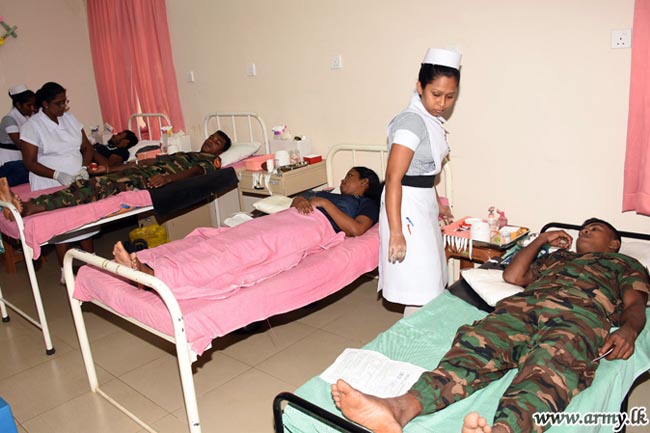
[620, 241, 650, 270]
[252, 195, 293, 214]
[219, 142, 261, 166]
[461, 268, 524, 307]
[128, 140, 160, 161]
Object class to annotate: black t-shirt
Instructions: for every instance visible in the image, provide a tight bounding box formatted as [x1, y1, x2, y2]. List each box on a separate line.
[94, 143, 130, 163]
[303, 190, 379, 233]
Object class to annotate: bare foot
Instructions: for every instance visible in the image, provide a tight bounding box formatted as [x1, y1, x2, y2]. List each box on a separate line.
[112, 241, 154, 275]
[331, 379, 403, 433]
[0, 177, 22, 221]
[462, 412, 492, 433]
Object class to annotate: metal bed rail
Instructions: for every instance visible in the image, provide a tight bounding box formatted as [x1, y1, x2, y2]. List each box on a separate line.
[127, 113, 171, 141]
[202, 112, 270, 154]
[0, 198, 154, 355]
[64, 248, 202, 433]
[273, 392, 370, 433]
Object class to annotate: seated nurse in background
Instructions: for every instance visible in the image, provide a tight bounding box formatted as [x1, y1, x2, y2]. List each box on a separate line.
[19, 81, 96, 280]
[0, 85, 35, 185]
[291, 166, 383, 237]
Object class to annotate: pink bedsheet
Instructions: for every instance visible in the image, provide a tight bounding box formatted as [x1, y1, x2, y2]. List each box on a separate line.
[137, 209, 344, 300]
[73, 225, 379, 355]
[0, 184, 152, 259]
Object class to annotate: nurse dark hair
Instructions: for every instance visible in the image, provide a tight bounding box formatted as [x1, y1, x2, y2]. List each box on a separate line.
[354, 166, 383, 203]
[35, 82, 66, 109]
[9, 89, 35, 108]
[418, 63, 461, 88]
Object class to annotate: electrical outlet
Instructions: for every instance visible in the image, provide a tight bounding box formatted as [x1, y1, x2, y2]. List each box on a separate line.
[247, 63, 256, 76]
[330, 55, 343, 69]
[611, 29, 631, 49]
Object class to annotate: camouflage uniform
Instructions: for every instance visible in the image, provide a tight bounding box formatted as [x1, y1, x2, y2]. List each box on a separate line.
[410, 250, 650, 433]
[28, 152, 217, 211]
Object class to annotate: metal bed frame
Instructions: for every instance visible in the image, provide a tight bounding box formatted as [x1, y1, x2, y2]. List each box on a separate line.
[62, 143, 393, 433]
[127, 113, 171, 141]
[0, 112, 271, 355]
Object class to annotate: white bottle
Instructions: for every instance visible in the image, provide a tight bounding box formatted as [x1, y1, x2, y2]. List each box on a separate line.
[487, 206, 498, 237]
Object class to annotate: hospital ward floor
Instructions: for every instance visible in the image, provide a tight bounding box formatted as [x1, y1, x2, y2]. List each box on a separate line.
[0, 222, 649, 433]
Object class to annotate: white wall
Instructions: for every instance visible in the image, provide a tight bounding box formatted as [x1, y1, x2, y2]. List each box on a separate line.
[3, 0, 645, 233]
[0, 0, 101, 130]
[167, 0, 646, 233]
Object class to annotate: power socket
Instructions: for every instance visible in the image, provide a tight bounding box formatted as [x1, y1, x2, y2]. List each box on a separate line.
[611, 29, 631, 49]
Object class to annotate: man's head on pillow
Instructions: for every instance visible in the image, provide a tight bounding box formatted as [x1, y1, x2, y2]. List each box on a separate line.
[577, 217, 621, 254]
[201, 130, 232, 155]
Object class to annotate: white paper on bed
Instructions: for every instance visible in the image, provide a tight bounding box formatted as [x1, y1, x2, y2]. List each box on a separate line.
[461, 268, 524, 307]
[320, 348, 426, 398]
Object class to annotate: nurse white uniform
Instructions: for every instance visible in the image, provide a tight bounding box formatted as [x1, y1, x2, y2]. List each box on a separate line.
[0, 107, 30, 166]
[20, 110, 85, 191]
[378, 92, 450, 306]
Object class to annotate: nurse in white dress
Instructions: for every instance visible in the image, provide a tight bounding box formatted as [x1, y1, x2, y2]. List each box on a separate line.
[378, 48, 461, 316]
[20, 82, 97, 278]
[0, 85, 35, 166]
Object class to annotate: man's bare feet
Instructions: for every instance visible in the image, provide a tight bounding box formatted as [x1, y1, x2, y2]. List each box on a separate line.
[462, 412, 493, 433]
[0, 177, 22, 221]
[331, 379, 404, 433]
[112, 241, 154, 276]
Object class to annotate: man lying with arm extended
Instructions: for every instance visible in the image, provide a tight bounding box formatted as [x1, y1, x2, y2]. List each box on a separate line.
[0, 130, 231, 219]
[330, 218, 649, 433]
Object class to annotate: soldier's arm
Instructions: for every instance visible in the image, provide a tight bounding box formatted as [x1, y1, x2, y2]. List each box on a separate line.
[601, 288, 648, 361]
[503, 230, 572, 287]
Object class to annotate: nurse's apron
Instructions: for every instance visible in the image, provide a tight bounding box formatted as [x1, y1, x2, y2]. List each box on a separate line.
[28, 112, 83, 191]
[378, 93, 449, 306]
[26, 112, 97, 243]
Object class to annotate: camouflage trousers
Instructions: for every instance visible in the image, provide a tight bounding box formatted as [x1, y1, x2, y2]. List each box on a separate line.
[29, 166, 168, 211]
[410, 289, 611, 433]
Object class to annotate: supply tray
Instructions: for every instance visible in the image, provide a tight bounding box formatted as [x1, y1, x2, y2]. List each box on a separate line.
[472, 225, 530, 250]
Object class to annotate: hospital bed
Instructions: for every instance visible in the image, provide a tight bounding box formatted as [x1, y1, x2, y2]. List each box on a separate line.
[0, 112, 269, 355]
[275, 223, 650, 433]
[61, 143, 407, 433]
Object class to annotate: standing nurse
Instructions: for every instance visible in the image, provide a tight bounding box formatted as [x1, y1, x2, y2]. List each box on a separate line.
[378, 48, 461, 316]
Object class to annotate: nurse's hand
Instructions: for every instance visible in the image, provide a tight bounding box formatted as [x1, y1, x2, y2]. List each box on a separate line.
[53, 170, 76, 186]
[438, 204, 454, 226]
[388, 232, 407, 263]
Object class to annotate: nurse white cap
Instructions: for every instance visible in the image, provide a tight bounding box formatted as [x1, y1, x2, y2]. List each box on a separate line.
[8, 84, 28, 96]
[422, 48, 461, 69]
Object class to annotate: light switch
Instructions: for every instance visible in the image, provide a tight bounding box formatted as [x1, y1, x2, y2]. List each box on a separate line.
[247, 63, 257, 76]
[186, 71, 196, 82]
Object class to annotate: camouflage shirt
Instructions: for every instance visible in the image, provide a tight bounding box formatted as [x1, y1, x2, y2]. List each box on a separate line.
[149, 152, 217, 175]
[526, 250, 650, 325]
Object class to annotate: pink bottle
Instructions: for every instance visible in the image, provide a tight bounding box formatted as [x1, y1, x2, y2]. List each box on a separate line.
[497, 210, 508, 228]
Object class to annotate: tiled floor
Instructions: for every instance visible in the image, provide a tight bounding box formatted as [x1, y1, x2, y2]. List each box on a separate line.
[1, 221, 649, 433]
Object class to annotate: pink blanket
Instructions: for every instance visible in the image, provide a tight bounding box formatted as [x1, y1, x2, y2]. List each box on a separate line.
[73, 224, 379, 355]
[0, 184, 152, 259]
[137, 208, 345, 300]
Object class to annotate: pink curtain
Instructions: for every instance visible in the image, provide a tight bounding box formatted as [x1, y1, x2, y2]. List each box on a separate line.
[623, 0, 650, 215]
[87, 0, 185, 136]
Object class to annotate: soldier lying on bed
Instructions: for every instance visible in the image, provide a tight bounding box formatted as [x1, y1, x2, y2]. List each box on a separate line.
[330, 218, 649, 433]
[0, 130, 231, 219]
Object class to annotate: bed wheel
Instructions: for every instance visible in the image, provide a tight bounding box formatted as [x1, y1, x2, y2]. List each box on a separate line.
[1, 316, 9, 322]
[45, 347, 56, 356]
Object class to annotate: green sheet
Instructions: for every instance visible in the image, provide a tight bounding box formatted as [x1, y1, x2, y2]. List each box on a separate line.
[283, 291, 650, 433]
